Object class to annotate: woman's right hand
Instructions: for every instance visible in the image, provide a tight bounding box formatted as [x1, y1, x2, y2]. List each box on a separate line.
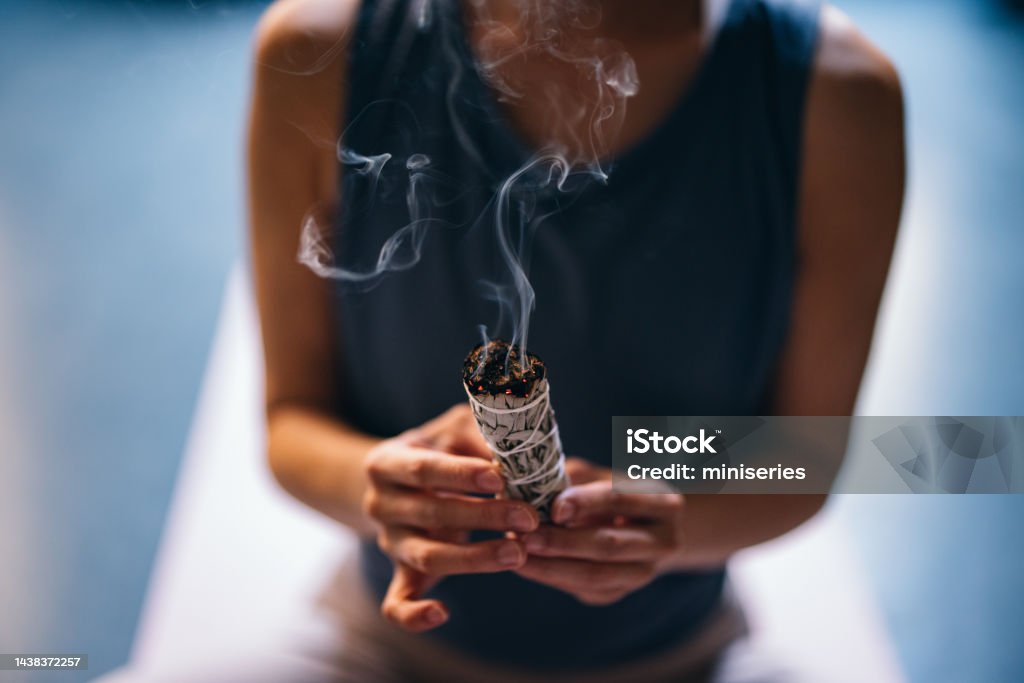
[363, 404, 540, 632]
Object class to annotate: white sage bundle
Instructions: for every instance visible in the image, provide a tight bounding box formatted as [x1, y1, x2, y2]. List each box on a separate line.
[463, 340, 569, 522]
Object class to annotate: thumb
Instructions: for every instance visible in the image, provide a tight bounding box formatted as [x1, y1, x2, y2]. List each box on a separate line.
[564, 457, 610, 485]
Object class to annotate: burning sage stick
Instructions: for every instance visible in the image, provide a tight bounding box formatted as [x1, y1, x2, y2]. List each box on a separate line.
[463, 340, 569, 522]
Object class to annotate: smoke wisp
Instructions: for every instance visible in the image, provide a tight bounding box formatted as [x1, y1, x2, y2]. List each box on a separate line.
[297, 0, 640, 370]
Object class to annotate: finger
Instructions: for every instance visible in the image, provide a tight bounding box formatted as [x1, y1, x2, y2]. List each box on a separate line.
[514, 556, 654, 597]
[369, 491, 539, 532]
[429, 528, 470, 544]
[410, 426, 493, 461]
[381, 563, 448, 633]
[367, 446, 504, 494]
[382, 527, 526, 575]
[430, 422, 493, 461]
[564, 457, 610, 486]
[521, 525, 665, 562]
[551, 481, 683, 526]
[413, 405, 492, 460]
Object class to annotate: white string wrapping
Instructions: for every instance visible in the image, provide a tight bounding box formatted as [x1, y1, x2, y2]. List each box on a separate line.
[464, 380, 569, 520]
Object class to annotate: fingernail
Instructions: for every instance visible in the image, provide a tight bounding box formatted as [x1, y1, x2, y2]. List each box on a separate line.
[553, 501, 575, 525]
[524, 533, 545, 553]
[476, 470, 503, 492]
[425, 606, 446, 625]
[497, 541, 523, 566]
[508, 507, 536, 532]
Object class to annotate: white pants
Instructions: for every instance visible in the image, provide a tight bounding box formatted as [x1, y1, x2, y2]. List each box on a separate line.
[98, 554, 792, 683]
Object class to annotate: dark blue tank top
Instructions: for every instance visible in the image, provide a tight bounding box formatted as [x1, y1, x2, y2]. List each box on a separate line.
[333, 0, 820, 672]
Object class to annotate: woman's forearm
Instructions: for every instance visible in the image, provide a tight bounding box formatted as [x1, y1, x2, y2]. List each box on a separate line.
[267, 405, 381, 537]
[673, 494, 827, 570]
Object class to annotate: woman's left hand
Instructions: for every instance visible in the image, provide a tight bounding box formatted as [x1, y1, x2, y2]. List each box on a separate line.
[515, 458, 687, 606]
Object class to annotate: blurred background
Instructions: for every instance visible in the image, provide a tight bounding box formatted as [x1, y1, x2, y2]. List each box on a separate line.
[1, 0, 1022, 681]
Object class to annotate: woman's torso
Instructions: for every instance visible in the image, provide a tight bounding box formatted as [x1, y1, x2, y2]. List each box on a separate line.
[330, 0, 820, 672]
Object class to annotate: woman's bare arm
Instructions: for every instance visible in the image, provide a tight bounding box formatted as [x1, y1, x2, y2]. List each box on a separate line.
[248, 0, 380, 536]
[673, 5, 906, 566]
[247, 1, 538, 589]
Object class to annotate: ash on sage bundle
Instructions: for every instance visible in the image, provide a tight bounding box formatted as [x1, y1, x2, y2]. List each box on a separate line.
[463, 340, 569, 521]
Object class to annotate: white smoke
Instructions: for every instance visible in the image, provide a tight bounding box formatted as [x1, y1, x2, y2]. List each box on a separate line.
[297, 0, 640, 367]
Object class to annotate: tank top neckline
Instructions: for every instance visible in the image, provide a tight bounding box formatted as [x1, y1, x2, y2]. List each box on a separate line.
[446, 0, 739, 173]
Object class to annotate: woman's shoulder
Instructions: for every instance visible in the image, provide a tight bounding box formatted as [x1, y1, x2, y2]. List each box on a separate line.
[797, 4, 905, 303]
[254, 0, 360, 70]
[812, 5, 902, 113]
[250, 0, 360, 123]
[249, 0, 360, 200]
[803, 4, 904, 202]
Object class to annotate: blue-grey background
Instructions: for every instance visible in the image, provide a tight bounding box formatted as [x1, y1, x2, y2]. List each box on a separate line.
[1, 0, 1022, 681]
